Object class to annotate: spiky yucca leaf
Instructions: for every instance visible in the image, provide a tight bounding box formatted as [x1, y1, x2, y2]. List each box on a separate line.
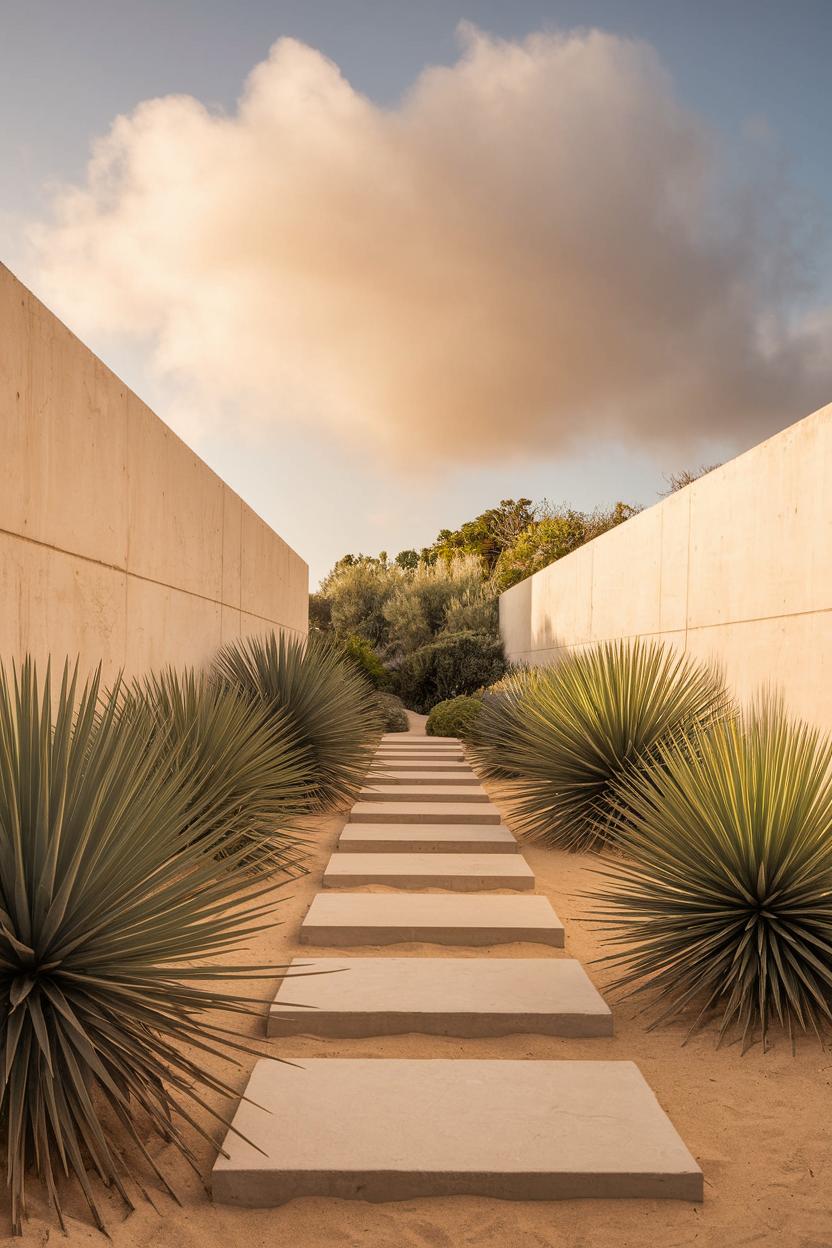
[0, 660, 288, 1234]
[214, 632, 382, 811]
[468, 639, 730, 850]
[130, 667, 312, 876]
[592, 700, 832, 1050]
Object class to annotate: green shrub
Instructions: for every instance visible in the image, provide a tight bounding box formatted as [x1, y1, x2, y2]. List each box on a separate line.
[468, 639, 730, 850]
[131, 667, 311, 875]
[0, 660, 287, 1233]
[394, 630, 507, 715]
[342, 632, 390, 687]
[593, 700, 832, 1051]
[214, 631, 382, 811]
[426, 694, 483, 738]
[383, 555, 490, 659]
[374, 690, 410, 732]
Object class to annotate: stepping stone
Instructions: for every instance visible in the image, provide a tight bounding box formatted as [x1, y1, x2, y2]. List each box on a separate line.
[299, 893, 565, 946]
[338, 825, 518, 854]
[381, 733, 458, 742]
[350, 801, 501, 825]
[322, 852, 534, 891]
[367, 771, 481, 786]
[375, 749, 463, 760]
[376, 741, 463, 752]
[212, 1059, 702, 1205]
[268, 957, 612, 1038]
[358, 785, 490, 804]
[373, 760, 472, 774]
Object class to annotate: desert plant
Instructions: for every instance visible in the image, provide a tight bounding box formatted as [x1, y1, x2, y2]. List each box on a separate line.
[213, 631, 382, 811]
[0, 659, 289, 1234]
[394, 630, 507, 715]
[593, 700, 832, 1050]
[426, 694, 483, 738]
[130, 667, 311, 875]
[468, 639, 730, 850]
[375, 690, 410, 732]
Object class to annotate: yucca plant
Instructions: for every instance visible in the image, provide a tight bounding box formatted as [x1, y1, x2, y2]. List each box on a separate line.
[468, 639, 730, 850]
[0, 659, 288, 1233]
[213, 632, 382, 811]
[592, 700, 832, 1051]
[129, 667, 312, 876]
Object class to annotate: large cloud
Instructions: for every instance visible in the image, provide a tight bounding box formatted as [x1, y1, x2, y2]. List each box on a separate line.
[32, 25, 830, 460]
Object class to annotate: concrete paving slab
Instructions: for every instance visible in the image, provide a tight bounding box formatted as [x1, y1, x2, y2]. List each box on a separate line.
[366, 770, 480, 786]
[338, 825, 518, 854]
[212, 1059, 702, 1204]
[372, 760, 472, 773]
[299, 893, 565, 946]
[375, 748, 464, 760]
[381, 733, 460, 743]
[376, 741, 463, 752]
[322, 852, 534, 891]
[350, 801, 501, 825]
[268, 957, 612, 1038]
[358, 785, 490, 804]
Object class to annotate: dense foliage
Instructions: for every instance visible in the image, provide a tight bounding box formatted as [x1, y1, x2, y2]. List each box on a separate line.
[0, 660, 286, 1233]
[214, 631, 382, 811]
[468, 640, 731, 850]
[493, 501, 639, 591]
[375, 690, 410, 732]
[395, 630, 507, 715]
[594, 700, 832, 1050]
[312, 494, 641, 709]
[341, 632, 390, 687]
[426, 694, 484, 738]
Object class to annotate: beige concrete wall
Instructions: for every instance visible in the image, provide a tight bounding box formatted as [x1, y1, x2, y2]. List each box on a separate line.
[500, 401, 832, 730]
[0, 263, 308, 682]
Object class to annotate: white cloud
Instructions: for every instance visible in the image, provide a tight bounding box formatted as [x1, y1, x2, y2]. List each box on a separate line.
[31, 25, 831, 461]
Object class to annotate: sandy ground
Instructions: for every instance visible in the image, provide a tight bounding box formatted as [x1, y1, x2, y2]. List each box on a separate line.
[11, 717, 832, 1246]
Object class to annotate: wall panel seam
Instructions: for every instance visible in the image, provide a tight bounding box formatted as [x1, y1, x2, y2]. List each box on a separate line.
[0, 524, 303, 626]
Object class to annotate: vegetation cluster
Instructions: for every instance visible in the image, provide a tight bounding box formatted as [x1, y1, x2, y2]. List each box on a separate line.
[0, 637, 381, 1233]
[469, 638, 832, 1051]
[312, 494, 640, 713]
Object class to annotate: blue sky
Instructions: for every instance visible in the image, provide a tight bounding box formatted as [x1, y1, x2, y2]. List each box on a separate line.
[2, 1, 830, 583]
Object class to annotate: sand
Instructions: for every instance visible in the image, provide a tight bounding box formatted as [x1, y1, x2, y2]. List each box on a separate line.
[12, 719, 832, 1245]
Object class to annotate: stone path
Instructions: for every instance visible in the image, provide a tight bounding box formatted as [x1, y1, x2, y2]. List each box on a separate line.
[213, 731, 702, 1205]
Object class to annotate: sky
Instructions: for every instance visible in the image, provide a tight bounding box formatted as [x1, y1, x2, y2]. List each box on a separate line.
[2, 1, 830, 585]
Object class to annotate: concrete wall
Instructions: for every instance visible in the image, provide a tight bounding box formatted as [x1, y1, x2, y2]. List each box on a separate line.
[500, 401, 832, 730]
[0, 264, 308, 683]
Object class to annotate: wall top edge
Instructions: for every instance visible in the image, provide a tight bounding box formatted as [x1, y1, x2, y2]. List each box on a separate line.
[2, 262, 308, 577]
[499, 398, 832, 599]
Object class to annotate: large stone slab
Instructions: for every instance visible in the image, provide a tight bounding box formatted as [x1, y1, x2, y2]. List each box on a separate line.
[358, 785, 490, 804]
[376, 741, 463, 753]
[367, 770, 480, 786]
[299, 893, 565, 946]
[375, 749, 463, 761]
[350, 801, 501, 825]
[268, 957, 612, 1038]
[338, 825, 518, 854]
[212, 1059, 702, 1205]
[322, 852, 534, 891]
[381, 733, 453, 742]
[373, 760, 472, 774]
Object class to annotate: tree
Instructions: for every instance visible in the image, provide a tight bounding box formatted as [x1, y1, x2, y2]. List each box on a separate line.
[428, 498, 536, 570]
[493, 501, 640, 592]
[323, 558, 399, 647]
[660, 464, 721, 495]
